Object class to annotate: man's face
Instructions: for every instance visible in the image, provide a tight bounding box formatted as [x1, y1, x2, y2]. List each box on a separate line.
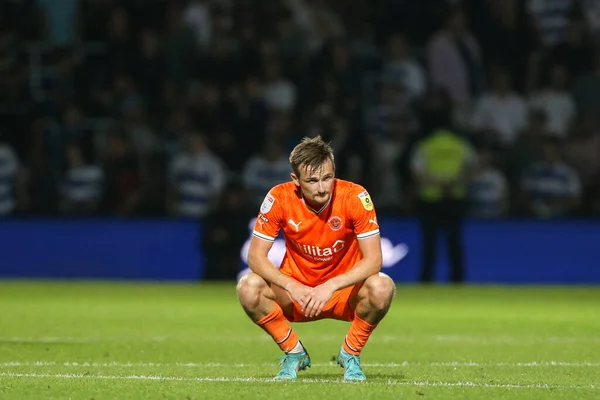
[292, 158, 335, 207]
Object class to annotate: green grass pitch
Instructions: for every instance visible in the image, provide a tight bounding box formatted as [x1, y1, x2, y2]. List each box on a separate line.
[0, 281, 598, 399]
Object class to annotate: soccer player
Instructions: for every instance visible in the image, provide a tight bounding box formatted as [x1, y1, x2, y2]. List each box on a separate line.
[236, 136, 396, 381]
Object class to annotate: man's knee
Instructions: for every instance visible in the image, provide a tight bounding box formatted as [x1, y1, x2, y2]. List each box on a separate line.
[236, 272, 267, 307]
[363, 273, 396, 312]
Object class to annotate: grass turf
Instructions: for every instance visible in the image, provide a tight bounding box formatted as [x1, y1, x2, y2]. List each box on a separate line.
[0, 281, 598, 399]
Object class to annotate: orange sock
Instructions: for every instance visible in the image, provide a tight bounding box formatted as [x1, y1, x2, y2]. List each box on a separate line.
[256, 305, 299, 353]
[342, 315, 377, 356]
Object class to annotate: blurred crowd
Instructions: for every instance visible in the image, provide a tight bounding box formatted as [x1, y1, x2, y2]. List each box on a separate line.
[0, 0, 599, 222]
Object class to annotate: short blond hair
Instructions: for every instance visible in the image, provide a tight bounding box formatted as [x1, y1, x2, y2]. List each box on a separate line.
[289, 136, 335, 178]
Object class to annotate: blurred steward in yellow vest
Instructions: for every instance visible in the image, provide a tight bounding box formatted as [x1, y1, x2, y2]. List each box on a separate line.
[410, 93, 477, 283]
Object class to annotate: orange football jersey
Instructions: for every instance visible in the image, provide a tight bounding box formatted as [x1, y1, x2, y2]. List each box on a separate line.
[252, 179, 380, 286]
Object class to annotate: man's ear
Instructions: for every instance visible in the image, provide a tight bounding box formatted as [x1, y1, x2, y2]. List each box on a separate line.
[290, 172, 300, 187]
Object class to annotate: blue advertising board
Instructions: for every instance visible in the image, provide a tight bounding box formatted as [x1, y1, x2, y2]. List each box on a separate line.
[0, 219, 202, 280]
[0, 218, 598, 283]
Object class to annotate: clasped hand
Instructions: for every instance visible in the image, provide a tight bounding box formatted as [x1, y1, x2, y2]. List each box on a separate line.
[289, 282, 335, 318]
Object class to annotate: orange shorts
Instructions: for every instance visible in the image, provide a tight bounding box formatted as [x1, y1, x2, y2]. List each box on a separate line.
[276, 282, 364, 323]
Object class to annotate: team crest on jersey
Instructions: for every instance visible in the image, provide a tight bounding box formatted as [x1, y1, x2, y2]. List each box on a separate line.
[358, 191, 373, 211]
[260, 193, 275, 214]
[328, 216, 343, 231]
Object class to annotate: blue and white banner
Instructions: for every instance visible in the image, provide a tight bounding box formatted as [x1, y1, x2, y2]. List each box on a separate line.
[0, 218, 598, 283]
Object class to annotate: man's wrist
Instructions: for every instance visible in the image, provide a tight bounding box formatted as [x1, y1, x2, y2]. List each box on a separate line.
[325, 278, 340, 292]
[284, 280, 297, 292]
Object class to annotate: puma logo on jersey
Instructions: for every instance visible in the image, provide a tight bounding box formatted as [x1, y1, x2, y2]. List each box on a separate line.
[288, 219, 302, 232]
[369, 217, 378, 226]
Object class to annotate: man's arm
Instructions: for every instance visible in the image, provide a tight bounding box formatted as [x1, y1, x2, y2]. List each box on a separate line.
[247, 236, 303, 293]
[325, 235, 383, 292]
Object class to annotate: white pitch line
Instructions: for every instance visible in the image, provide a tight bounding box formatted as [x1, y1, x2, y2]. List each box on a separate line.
[0, 372, 598, 390]
[2, 335, 600, 344]
[1, 361, 599, 368]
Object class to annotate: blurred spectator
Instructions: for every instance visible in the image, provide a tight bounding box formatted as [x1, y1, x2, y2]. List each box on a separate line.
[163, 2, 198, 90]
[285, 0, 345, 55]
[371, 115, 410, 214]
[183, 0, 212, 50]
[325, 40, 363, 103]
[427, 7, 485, 105]
[572, 53, 600, 114]
[364, 83, 409, 140]
[326, 116, 371, 186]
[27, 119, 59, 215]
[168, 132, 226, 218]
[580, 0, 600, 41]
[99, 133, 141, 216]
[474, 0, 539, 93]
[105, 6, 135, 75]
[346, 19, 379, 60]
[410, 91, 476, 283]
[276, 7, 309, 60]
[59, 141, 104, 215]
[133, 29, 167, 109]
[38, 0, 79, 46]
[549, 15, 596, 80]
[528, 64, 576, 138]
[0, 0, 598, 221]
[564, 113, 600, 214]
[527, 0, 572, 47]
[242, 140, 291, 208]
[504, 109, 547, 191]
[198, 32, 242, 87]
[122, 105, 157, 162]
[202, 182, 256, 280]
[262, 58, 297, 112]
[467, 144, 508, 218]
[0, 133, 26, 216]
[471, 66, 527, 146]
[61, 104, 90, 143]
[381, 33, 427, 103]
[521, 137, 582, 218]
[136, 152, 167, 217]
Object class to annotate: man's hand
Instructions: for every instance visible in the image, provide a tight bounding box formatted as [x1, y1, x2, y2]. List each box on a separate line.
[301, 282, 336, 318]
[286, 282, 313, 307]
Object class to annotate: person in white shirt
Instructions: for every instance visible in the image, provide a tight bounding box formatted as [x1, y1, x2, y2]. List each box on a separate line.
[0, 141, 24, 216]
[242, 140, 291, 208]
[468, 145, 508, 218]
[471, 66, 527, 146]
[168, 132, 226, 218]
[527, 0, 572, 47]
[381, 33, 426, 103]
[262, 59, 297, 112]
[60, 142, 104, 215]
[521, 137, 582, 218]
[528, 64, 576, 138]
